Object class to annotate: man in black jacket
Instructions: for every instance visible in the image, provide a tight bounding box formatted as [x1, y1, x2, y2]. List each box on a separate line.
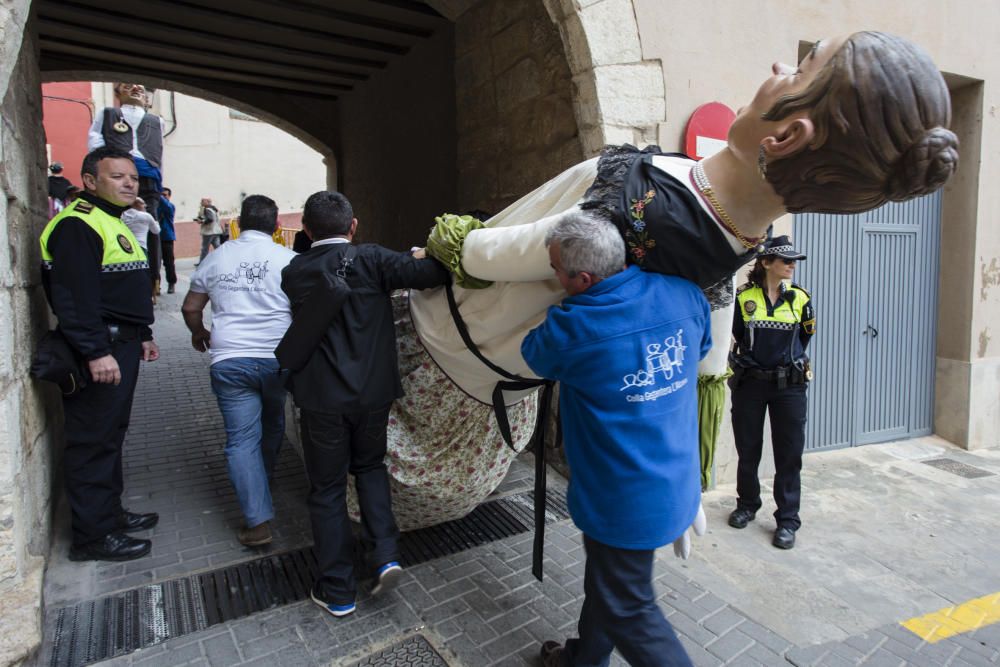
[281, 191, 448, 618]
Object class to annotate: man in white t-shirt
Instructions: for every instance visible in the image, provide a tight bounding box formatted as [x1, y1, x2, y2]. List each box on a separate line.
[181, 195, 296, 547]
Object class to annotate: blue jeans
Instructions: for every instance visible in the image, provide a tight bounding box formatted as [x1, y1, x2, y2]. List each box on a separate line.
[563, 535, 693, 667]
[210, 357, 286, 527]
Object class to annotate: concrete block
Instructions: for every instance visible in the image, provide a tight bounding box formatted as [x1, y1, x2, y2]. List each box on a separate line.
[592, 62, 666, 126]
[576, 0, 643, 67]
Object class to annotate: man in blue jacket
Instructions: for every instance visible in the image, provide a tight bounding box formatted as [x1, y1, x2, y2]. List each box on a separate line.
[157, 187, 177, 294]
[522, 213, 710, 667]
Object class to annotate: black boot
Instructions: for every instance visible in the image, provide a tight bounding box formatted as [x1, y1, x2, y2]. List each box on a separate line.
[70, 532, 152, 562]
[118, 509, 159, 532]
[728, 508, 756, 529]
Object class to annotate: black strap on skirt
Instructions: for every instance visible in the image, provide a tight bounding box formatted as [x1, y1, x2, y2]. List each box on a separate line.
[444, 279, 553, 581]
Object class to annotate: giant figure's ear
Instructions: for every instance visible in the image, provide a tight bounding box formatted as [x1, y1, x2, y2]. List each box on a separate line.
[761, 117, 816, 160]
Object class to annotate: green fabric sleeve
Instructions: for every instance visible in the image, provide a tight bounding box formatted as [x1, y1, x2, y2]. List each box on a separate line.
[425, 213, 494, 289]
[697, 369, 732, 490]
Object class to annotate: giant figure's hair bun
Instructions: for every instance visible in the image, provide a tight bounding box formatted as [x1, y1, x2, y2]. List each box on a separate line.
[885, 127, 959, 202]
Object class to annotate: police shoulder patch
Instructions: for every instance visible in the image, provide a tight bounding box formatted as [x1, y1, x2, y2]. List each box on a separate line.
[117, 234, 135, 254]
[74, 200, 94, 214]
[791, 282, 811, 298]
[735, 281, 754, 295]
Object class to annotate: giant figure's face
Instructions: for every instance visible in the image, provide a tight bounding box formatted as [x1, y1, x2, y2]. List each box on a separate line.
[83, 157, 139, 207]
[727, 36, 847, 165]
[115, 82, 148, 107]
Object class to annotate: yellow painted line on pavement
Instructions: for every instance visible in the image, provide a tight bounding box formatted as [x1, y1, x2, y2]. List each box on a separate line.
[901, 592, 1000, 643]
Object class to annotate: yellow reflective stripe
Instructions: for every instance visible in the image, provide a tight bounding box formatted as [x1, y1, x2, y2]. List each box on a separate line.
[901, 592, 1000, 643]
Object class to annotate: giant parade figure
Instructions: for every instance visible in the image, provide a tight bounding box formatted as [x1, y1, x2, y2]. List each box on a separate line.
[346, 32, 958, 534]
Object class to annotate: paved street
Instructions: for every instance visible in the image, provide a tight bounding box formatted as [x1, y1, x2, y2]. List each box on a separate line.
[38, 258, 1000, 667]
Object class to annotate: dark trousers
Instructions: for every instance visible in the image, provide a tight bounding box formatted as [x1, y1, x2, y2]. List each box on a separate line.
[300, 404, 400, 604]
[563, 535, 692, 667]
[731, 378, 808, 530]
[161, 239, 176, 285]
[146, 232, 161, 288]
[63, 336, 142, 545]
[138, 177, 159, 220]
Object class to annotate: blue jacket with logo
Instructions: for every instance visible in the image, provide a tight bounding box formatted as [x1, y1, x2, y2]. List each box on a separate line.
[521, 266, 711, 549]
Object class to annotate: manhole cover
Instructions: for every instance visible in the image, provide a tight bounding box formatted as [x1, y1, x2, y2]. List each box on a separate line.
[348, 635, 450, 666]
[921, 457, 994, 479]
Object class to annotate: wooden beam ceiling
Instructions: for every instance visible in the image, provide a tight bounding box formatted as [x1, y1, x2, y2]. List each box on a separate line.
[36, 0, 446, 100]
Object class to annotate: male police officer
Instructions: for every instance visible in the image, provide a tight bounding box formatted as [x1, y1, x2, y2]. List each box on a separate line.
[40, 147, 161, 561]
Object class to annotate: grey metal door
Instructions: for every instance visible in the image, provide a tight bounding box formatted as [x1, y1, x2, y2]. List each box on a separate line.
[793, 192, 941, 450]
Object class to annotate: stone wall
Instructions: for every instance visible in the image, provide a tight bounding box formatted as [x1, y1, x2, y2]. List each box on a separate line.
[0, 6, 63, 666]
[336, 27, 457, 251]
[454, 0, 583, 215]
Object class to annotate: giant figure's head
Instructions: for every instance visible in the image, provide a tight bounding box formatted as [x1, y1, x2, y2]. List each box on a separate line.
[114, 82, 149, 108]
[729, 32, 959, 214]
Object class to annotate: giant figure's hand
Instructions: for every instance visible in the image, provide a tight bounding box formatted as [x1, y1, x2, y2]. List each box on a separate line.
[672, 502, 707, 560]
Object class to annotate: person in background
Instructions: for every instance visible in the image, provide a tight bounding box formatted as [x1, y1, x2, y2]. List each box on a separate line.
[158, 187, 177, 294]
[522, 212, 708, 667]
[121, 197, 160, 252]
[281, 191, 449, 618]
[39, 146, 160, 562]
[48, 162, 74, 213]
[727, 235, 815, 550]
[181, 195, 296, 547]
[196, 197, 222, 263]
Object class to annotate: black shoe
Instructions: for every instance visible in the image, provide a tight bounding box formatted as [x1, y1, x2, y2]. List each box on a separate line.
[728, 508, 756, 529]
[773, 527, 796, 550]
[118, 510, 159, 532]
[540, 641, 564, 667]
[167, 284, 175, 294]
[69, 532, 152, 562]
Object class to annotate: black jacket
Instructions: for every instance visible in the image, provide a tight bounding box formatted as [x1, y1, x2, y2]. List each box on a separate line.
[281, 241, 448, 412]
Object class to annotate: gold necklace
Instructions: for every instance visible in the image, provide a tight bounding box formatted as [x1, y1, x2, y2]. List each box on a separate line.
[690, 161, 764, 252]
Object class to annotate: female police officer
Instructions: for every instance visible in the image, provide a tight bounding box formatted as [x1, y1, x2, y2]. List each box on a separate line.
[727, 235, 815, 550]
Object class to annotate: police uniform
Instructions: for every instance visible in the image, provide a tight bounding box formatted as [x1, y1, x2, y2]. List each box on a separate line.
[728, 236, 815, 548]
[40, 192, 156, 556]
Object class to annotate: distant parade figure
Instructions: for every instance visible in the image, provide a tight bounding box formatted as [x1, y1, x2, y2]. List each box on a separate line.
[87, 82, 165, 219]
[727, 235, 815, 550]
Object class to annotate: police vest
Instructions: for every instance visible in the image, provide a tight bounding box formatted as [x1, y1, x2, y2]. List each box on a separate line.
[736, 283, 811, 332]
[40, 198, 148, 272]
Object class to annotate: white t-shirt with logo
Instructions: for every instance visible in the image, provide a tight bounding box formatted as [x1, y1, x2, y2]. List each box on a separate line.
[189, 230, 297, 365]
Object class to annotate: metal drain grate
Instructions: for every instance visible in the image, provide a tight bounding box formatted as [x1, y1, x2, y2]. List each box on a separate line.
[921, 457, 995, 479]
[48, 489, 570, 666]
[348, 634, 450, 666]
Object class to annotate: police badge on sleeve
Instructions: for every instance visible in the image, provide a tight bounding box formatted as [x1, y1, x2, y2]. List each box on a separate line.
[117, 234, 135, 254]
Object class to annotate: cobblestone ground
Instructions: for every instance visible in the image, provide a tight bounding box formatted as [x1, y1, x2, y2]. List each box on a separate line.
[40, 265, 1000, 666]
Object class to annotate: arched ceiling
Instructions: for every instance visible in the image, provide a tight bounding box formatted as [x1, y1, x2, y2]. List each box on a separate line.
[34, 0, 451, 152]
[36, 0, 448, 100]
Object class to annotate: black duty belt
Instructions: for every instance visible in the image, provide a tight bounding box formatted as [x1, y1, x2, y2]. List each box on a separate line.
[744, 366, 806, 385]
[444, 280, 555, 582]
[106, 322, 141, 342]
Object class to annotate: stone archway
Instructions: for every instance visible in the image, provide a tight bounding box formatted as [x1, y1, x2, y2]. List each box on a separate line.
[426, 0, 665, 156]
[542, 0, 665, 153]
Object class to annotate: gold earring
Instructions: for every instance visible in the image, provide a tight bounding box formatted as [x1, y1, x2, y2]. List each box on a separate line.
[757, 145, 768, 180]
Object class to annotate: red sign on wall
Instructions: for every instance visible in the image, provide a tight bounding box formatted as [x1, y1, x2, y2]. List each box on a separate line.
[684, 102, 736, 160]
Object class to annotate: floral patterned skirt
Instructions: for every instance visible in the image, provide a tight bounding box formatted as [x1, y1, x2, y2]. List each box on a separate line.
[348, 292, 539, 530]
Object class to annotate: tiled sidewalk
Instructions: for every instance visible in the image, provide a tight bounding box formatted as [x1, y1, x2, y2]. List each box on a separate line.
[39, 267, 1000, 666]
